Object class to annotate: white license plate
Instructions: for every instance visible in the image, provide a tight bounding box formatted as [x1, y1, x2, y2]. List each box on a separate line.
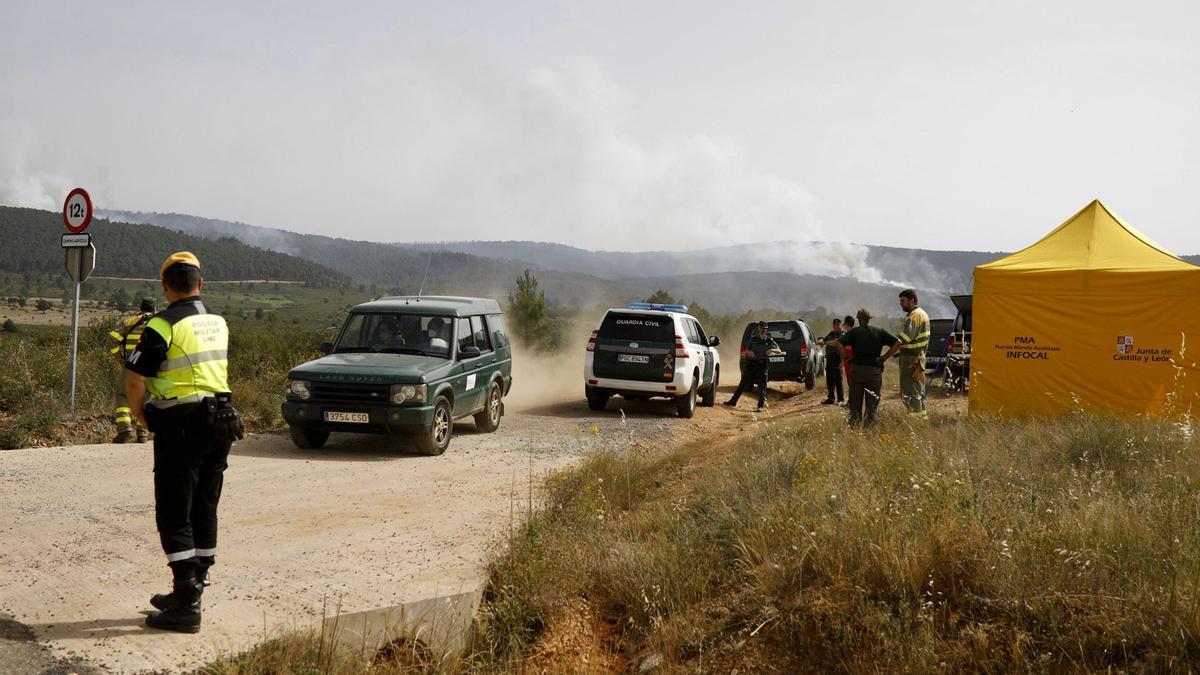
[768, 356, 786, 363]
[324, 411, 369, 423]
[618, 354, 650, 364]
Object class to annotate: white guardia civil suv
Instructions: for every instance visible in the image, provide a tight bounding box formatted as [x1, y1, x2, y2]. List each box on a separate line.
[584, 303, 722, 419]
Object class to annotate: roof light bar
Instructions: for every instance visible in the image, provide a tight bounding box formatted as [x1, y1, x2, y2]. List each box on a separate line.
[628, 302, 688, 312]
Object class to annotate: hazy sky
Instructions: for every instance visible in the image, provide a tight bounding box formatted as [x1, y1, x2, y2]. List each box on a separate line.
[2, 1, 1197, 253]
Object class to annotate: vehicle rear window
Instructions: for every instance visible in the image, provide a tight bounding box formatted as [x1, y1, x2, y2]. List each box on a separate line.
[485, 314, 508, 348]
[767, 322, 801, 342]
[598, 312, 674, 342]
[741, 321, 803, 345]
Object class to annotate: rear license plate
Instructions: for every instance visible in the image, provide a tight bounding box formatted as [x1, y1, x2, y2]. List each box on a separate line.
[618, 354, 650, 364]
[324, 411, 369, 423]
[768, 356, 785, 363]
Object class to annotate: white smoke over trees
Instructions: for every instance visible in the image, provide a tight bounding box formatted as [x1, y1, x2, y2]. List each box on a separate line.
[1, 41, 896, 284]
[0, 122, 73, 211]
[380, 59, 825, 252]
[1, 46, 825, 251]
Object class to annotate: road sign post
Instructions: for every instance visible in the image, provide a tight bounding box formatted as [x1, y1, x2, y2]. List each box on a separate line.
[62, 188, 95, 412]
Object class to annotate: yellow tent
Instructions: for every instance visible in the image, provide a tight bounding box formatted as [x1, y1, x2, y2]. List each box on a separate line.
[969, 199, 1200, 416]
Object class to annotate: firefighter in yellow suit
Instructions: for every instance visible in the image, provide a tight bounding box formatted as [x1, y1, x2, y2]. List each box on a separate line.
[110, 298, 156, 443]
[882, 288, 930, 417]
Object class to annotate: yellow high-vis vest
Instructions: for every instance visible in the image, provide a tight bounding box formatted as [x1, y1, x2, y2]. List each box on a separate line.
[898, 306, 930, 354]
[144, 312, 231, 408]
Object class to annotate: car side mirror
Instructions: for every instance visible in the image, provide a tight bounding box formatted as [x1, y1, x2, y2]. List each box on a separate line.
[708, 336, 720, 347]
[459, 345, 482, 359]
[319, 341, 334, 355]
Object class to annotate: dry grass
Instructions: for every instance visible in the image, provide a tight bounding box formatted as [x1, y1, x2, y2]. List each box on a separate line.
[476, 409, 1200, 673]
[196, 399, 1200, 673]
[0, 316, 323, 448]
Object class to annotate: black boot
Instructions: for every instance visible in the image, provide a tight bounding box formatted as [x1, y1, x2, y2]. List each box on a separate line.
[150, 558, 211, 610]
[146, 563, 203, 633]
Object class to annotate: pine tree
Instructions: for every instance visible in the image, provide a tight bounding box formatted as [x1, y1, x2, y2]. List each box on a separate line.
[508, 270, 553, 351]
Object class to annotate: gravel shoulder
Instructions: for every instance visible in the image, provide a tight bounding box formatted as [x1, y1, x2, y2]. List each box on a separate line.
[0, 384, 813, 673]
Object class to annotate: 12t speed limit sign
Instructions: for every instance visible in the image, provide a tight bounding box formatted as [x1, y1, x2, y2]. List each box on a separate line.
[63, 187, 93, 233]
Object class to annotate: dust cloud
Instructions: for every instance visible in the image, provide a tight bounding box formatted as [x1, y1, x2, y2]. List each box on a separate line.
[505, 320, 597, 413]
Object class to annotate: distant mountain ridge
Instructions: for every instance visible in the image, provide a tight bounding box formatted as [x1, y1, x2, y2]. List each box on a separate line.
[105, 208, 1123, 317]
[99, 209, 1009, 290]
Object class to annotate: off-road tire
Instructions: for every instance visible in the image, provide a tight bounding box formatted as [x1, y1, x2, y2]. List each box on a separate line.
[289, 426, 329, 450]
[700, 367, 719, 407]
[676, 377, 698, 418]
[587, 392, 610, 411]
[804, 369, 816, 390]
[416, 397, 453, 456]
[474, 382, 503, 433]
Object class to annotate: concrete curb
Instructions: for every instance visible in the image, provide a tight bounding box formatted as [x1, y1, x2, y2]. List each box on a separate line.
[319, 587, 484, 659]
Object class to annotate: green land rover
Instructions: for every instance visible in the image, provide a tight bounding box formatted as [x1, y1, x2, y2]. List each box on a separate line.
[282, 296, 512, 455]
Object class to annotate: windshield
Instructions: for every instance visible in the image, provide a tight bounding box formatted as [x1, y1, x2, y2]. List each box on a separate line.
[334, 313, 453, 358]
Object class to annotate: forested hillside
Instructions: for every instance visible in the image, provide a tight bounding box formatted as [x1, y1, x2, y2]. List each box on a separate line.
[99, 209, 538, 289]
[97, 208, 955, 316]
[0, 206, 349, 286]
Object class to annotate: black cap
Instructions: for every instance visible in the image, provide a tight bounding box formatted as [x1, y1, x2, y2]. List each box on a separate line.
[140, 298, 157, 313]
[757, 320, 768, 328]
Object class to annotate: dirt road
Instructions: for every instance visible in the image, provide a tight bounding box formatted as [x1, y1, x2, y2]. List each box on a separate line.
[0, 383, 834, 673]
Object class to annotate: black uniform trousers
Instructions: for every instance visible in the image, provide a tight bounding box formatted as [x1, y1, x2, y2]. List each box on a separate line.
[847, 364, 884, 427]
[152, 404, 231, 565]
[730, 360, 769, 407]
[825, 357, 844, 402]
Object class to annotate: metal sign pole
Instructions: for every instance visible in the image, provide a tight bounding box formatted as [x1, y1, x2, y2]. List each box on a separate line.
[61, 188, 95, 414]
[68, 255, 82, 412]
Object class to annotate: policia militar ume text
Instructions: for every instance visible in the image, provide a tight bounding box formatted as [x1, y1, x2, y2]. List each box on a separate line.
[124, 251, 244, 633]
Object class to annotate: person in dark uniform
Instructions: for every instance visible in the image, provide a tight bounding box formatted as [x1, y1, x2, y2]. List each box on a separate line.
[817, 317, 844, 405]
[124, 251, 243, 633]
[840, 315, 855, 385]
[724, 321, 784, 412]
[833, 308, 898, 427]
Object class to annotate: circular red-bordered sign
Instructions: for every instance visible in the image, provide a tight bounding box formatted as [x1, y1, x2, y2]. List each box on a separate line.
[63, 188, 93, 233]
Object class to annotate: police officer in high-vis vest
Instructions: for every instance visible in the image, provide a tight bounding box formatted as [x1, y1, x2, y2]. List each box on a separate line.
[110, 297, 156, 443]
[124, 251, 243, 633]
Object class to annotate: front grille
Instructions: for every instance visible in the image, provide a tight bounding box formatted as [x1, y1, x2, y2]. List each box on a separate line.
[311, 381, 389, 405]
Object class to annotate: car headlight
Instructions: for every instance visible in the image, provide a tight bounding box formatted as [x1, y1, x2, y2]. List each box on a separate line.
[287, 379, 311, 400]
[389, 383, 427, 405]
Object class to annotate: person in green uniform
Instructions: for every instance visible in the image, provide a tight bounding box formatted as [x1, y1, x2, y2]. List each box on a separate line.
[110, 298, 156, 443]
[834, 308, 898, 427]
[882, 289, 930, 417]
